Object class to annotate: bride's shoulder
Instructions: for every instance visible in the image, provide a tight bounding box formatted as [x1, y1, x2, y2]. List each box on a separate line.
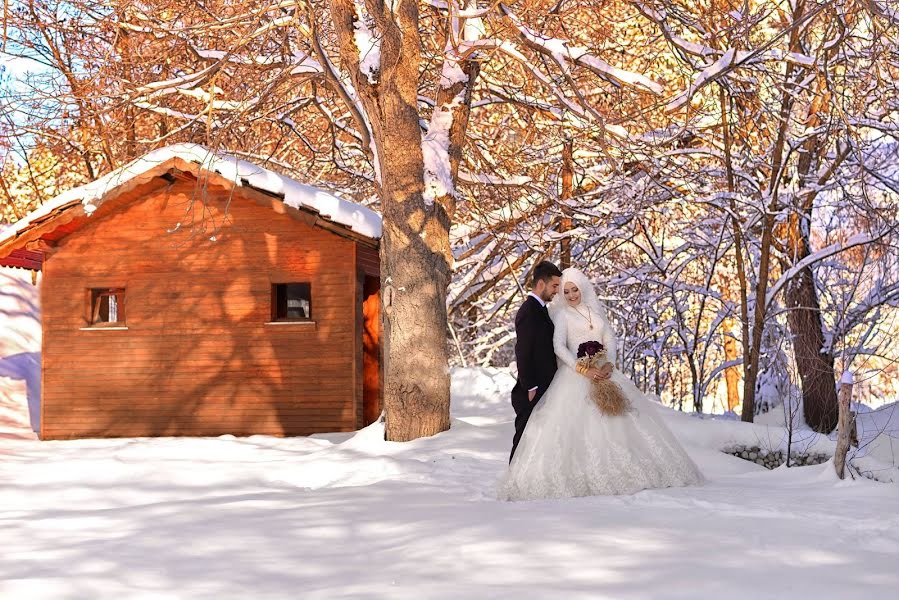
[549, 305, 569, 324]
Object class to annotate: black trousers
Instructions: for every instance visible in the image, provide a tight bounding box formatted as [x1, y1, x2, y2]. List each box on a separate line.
[509, 384, 543, 462]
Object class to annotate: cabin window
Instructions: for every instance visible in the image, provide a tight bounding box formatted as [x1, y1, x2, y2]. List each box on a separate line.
[89, 288, 126, 325]
[272, 283, 312, 321]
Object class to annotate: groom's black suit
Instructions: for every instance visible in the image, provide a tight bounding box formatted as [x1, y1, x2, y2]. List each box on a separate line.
[510, 294, 558, 462]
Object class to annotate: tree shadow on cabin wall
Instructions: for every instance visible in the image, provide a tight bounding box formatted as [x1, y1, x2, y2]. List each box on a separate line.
[112, 190, 340, 439]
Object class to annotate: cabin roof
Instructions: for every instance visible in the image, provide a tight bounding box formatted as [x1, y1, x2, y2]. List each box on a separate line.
[0, 144, 382, 269]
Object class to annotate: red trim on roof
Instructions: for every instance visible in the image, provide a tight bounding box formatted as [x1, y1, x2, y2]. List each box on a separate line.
[0, 248, 43, 270]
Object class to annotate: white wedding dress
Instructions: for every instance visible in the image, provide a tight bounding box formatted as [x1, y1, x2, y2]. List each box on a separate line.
[499, 270, 703, 501]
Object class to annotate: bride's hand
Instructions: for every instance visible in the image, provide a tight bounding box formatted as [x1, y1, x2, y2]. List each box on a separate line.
[585, 367, 611, 381]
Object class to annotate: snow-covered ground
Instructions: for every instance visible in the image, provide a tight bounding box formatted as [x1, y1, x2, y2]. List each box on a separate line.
[1, 267, 898, 599]
[0, 268, 40, 441]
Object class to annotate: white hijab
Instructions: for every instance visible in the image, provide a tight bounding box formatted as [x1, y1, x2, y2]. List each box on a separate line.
[549, 267, 617, 359]
[548, 268, 605, 319]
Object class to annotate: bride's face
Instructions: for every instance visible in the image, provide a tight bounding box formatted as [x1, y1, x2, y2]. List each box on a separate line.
[563, 282, 581, 306]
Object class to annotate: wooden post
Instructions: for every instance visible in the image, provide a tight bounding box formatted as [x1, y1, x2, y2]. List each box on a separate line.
[834, 371, 855, 479]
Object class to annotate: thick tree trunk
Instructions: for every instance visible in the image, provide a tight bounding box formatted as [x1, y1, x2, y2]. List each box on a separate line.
[371, 10, 452, 441]
[784, 243, 839, 432]
[329, 0, 474, 441]
[380, 199, 452, 440]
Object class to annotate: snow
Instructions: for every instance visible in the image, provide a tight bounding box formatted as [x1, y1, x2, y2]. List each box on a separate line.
[288, 51, 324, 75]
[500, 6, 664, 95]
[666, 48, 736, 112]
[458, 171, 532, 186]
[0, 268, 40, 440]
[871, 0, 899, 23]
[0, 143, 381, 242]
[1, 291, 897, 598]
[352, 5, 381, 84]
[665, 45, 816, 112]
[765, 231, 887, 308]
[422, 95, 462, 206]
[2, 344, 898, 595]
[439, 54, 469, 87]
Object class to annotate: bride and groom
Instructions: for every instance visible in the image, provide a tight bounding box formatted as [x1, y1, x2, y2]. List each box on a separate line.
[499, 261, 703, 501]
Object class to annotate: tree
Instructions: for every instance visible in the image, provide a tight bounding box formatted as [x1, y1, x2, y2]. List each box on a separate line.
[3, 0, 669, 439]
[636, 0, 899, 429]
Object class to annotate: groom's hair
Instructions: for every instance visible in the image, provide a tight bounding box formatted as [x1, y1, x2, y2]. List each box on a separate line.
[531, 261, 562, 287]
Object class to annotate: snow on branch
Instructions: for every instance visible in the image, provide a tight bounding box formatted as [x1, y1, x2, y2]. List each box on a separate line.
[867, 0, 899, 23]
[467, 39, 618, 132]
[423, 92, 462, 206]
[498, 3, 664, 95]
[193, 48, 324, 76]
[665, 46, 816, 112]
[421, 2, 483, 208]
[766, 231, 891, 309]
[665, 48, 736, 112]
[131, 64, 221, 95]
[458, 171, 532, 186]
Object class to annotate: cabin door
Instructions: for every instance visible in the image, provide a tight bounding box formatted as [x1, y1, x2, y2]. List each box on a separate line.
[361, 275, 381, 426]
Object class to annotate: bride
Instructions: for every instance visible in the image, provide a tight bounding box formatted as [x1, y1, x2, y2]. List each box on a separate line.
[498, 267, 703, 501]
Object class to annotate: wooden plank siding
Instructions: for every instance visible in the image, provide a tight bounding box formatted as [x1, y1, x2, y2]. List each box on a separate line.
[39, 180, 365, 439]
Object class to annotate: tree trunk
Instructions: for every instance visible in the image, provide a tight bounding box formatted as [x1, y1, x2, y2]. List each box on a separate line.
[833, 373, 855, 479]
[723, 330, 740, 412]
[328, 0, 479, 441]
[719, 86, 753, 420]
[559, 139, 573, 269]
[785, 254, 839, 432]
[380, 196, 453, 440]
[781, 68, 842, 433]
[371, 5, 452, 441]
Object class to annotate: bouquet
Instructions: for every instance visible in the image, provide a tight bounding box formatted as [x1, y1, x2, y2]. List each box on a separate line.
[575, 340, 631, 416]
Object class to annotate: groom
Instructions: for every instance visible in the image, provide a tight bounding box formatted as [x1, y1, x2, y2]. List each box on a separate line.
[509, 260, 563, 462]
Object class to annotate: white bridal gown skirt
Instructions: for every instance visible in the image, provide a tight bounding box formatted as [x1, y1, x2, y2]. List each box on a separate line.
[498, 365, 703, 501]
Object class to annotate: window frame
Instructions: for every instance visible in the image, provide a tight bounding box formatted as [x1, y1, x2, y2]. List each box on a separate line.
[271, 282, 313, 322]
[87, 287, 127, 327]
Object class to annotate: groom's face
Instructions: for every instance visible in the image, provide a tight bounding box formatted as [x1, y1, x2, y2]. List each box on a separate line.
[537, 276, 561, 302]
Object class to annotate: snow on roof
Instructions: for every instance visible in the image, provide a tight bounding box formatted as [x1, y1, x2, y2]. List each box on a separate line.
[1, 143, 382, 241]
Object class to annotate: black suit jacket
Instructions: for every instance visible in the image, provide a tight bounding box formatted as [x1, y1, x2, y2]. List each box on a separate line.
[512, 295, 557, 403]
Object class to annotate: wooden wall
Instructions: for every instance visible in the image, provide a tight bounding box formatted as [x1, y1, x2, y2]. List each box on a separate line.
[39, 179, 366, 439]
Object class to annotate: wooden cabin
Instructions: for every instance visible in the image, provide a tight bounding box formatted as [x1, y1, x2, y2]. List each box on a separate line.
[0, 144, 382, 440]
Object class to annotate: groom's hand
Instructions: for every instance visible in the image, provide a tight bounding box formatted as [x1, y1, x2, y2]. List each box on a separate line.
[528, 389, 537, 402]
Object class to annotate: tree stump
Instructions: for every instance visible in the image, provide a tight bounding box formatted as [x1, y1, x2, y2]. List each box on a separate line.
[834, 371, 855, 479]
